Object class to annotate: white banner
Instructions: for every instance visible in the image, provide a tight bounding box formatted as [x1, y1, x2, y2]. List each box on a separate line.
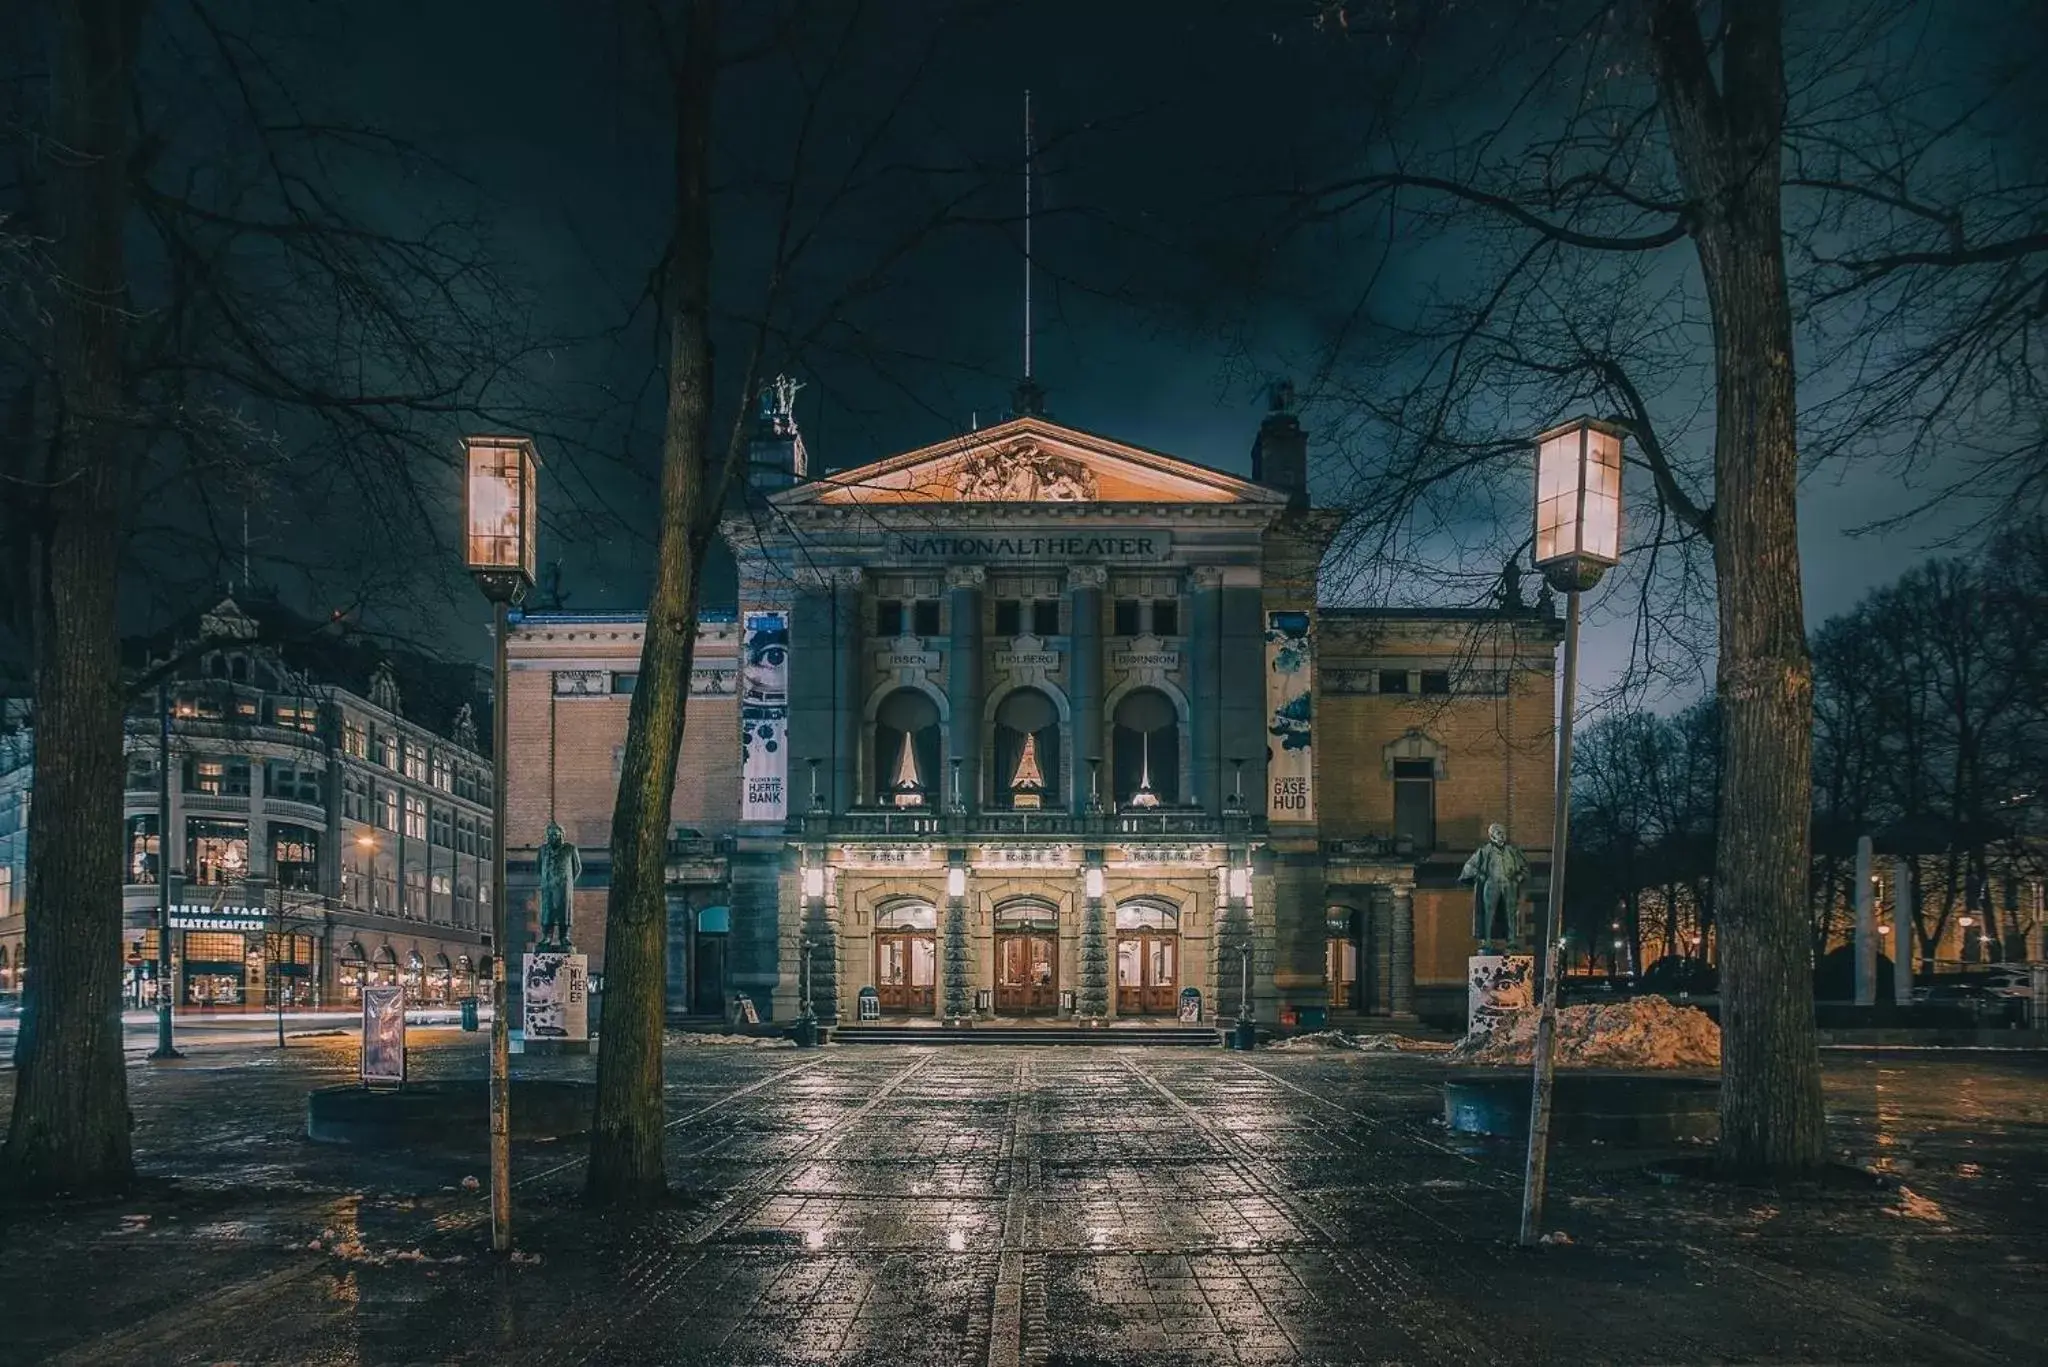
[741, 609, 790, 821]
[523, 952, 588, 1042]
[1265, 610, 1314, 822]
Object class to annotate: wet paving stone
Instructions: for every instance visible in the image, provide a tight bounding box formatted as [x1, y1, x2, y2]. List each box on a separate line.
[1, 1038, 2043, 1364]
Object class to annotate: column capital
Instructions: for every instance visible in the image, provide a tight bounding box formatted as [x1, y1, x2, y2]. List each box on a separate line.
[1188, 565, 1224, 589]
[1067, 564, 1107, 590]
[832, 567, 866, 591]
[944, 565, 986, 590]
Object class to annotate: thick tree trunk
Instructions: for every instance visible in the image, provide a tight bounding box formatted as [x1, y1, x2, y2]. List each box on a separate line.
[1649, 0, 1827, 1176]
[2, 0, 145, 1196]
[585, 0, 719, 1204]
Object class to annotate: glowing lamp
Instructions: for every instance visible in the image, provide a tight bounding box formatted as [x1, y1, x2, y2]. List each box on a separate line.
[946, 866, 967, 899]
[803, 866, 826, 900]
[463, 435, 540, 596]
[1228, 867, 1250, 900]
[1084, 867, 1105, 900]
[1533, 417, 1625, 592]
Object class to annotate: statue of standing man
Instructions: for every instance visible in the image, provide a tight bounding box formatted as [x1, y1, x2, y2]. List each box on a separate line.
[1459, 822, 1529, 953]
[536, 821, 582, 950]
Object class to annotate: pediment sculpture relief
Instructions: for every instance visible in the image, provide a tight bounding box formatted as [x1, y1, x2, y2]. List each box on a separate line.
[952, 438, 1098, 502]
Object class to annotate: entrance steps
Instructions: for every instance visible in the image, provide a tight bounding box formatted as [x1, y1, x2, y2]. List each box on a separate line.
[829, 1023, 1221, 1046]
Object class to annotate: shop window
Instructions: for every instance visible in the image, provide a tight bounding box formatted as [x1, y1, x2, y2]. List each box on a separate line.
[912, 599, 942, 636]
[125, 814, 160, 885]
[1392, 759, 1436, 849]
[1031, 599, 1061, 636]
[1113, 598, 1142, 636]
[1379, 670, 1411, 695]
[876, 599, 905, 636]
[404, 794, 427, 841]
[1151, 599, 1179, 636]
[1420, 670, 1451, 696]
[187, 820, 249, 885]
[994, 599, 1022, 636]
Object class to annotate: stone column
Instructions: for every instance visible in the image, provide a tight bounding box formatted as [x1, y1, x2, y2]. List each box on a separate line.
[946, 567, 984, 811]
[1067, 566, 1106, 814]
[832, 570, 864, 814]
[1390, 886, 1416, 1021]
[1892, 855, 1916, 1007]
[1078, 861, 1109, 1019]
[1188, 566, 1223, 815]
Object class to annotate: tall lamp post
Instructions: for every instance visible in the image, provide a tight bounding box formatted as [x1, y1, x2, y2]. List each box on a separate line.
[1519, 416, 1624, 1247]
[463, 434, 539, 1256]
[150, 682, 181, 1059]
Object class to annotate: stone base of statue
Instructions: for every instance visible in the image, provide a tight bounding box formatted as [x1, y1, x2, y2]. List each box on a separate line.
[1467, 953, 1534, 1036]
[520, 949, 590, 1055]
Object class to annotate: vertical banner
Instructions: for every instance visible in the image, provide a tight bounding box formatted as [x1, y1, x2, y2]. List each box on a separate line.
[741, 609, 791, 820]
[1265, 610, 1314, 821]
[523, 952, 588, 1041]
[361, 985, 406, 1085]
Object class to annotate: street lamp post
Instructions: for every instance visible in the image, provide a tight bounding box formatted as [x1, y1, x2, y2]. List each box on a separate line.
[1520, 416, 1624, 1247]
[150, 682, 181, 1059]
[463, 434, 539, 1256]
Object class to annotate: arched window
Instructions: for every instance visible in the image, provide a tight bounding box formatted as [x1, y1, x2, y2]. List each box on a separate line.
[874, 901, 939, 932]
[992, 687, 1060, 810]
[1113, 688, 1179, 808]
[993, 897, 1058, 933]
[1384, 731, 1444, 850]
[1114, 899, 1180, 932]
[874, 689, 942, 807]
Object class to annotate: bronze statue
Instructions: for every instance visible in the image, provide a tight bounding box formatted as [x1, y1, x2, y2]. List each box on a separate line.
[1459, 822, 1529, 953]
[536, 821, 582, 949]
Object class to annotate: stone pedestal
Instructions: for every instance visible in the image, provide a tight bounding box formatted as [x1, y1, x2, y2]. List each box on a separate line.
[521, 950, 590, 1055]
[1467, 953, 1534, 1036]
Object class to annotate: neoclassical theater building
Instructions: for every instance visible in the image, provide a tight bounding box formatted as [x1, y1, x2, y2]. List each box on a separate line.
[504, 392, 1561, 1030]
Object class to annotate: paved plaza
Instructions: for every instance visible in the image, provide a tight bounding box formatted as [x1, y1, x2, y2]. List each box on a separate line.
[0, 1036, 2043, 1365]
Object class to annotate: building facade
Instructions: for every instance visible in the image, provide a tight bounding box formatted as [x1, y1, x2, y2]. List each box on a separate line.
[506, 399, 1562, 1030]
[0, 597, 498, 1011]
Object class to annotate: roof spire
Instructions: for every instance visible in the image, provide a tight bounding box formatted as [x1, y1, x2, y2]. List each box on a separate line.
[1012, 90, 1046, 418]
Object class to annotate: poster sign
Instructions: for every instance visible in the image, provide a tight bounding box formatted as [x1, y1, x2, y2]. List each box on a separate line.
[361, 985, 406, 1086]
[1178, 987, 1202, 1024]
[523, 953, 589, 1041]
[1265, 610, 1315, 821]
[741, 609, 791, 821]
[735, 994, 760, 1025]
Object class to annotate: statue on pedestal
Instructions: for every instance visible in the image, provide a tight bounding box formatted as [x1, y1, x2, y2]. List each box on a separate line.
[1459, 822, 1529, 952]
[536, 821, 582, 950]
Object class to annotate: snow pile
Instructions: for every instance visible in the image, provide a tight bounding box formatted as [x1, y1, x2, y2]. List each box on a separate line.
[1449, 995, 1720, 1069]
[1269, 1029, 1452, 1054]
[666, 1031, 796, 1048]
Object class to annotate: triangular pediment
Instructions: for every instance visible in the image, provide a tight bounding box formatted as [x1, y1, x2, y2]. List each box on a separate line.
[776, 416, 1286, 507]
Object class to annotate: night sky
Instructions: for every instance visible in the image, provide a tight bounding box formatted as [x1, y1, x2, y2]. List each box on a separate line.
[82, 1, 2011, 702]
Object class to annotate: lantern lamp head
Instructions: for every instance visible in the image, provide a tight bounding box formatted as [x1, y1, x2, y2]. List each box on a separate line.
[463, 435, 541, 601]
[947, 866, 967, 900]
[803, 865, 826, 900]
[1533, 417, 1626, 593]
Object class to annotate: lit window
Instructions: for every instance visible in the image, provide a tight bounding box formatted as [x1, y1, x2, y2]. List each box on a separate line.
[404, 794, 427, 841]
[343, 721, 368, 758]
[378, 788, 399, 831]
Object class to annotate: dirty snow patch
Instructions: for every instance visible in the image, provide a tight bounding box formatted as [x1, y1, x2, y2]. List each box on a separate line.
[1449, 996, 1720, 1069]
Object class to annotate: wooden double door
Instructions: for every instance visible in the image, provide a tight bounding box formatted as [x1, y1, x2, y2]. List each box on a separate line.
[1116, 932, 1179, 1015]
[995, 932, 1058, 1014]
[875, 931, 936, 1013]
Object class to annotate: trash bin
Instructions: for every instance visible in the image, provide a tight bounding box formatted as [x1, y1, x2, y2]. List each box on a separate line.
[459, 997, 479, 1032]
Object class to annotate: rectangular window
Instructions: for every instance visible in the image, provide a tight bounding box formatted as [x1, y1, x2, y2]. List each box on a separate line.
[876, 599, 905, 637]
[456, 816, 476, 856]
[432, 753, 453, 792]
[265, 761, 322, 804]
[272, 701, 318, 732]
[1031, 599, 1061, 637]
[1420, 670, 1452, 696]
[185, 757, 250, 796]
[378, 787, 399, 831]
[1392, 759, 1435, 849]
[1379, 670, 1411, 695]
[376, 732, 398, 769]
[273, 825, 320, 892]
[912, 599, 941, 636]
[404, 868, 427, 916]
[403, 741, 428, 781]
[1113, 599, 1142, 636]
[234, 695, 259, 721]
[186, 819, 249, 886]
[611, 672, 638, 696]
[994, 599, 1023, 637]
[343, 720, 368, 758]
[125, 753, 158, 792]
[430, 806, 453, 847]
[1150, 598, 1179, 636]
[125, 814, 160, 885]
[403, 794, 427, 841]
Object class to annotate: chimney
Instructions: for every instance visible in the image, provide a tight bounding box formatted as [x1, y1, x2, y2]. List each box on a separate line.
[1250, 380, 1307, 505]
[745, 374, 810, 496]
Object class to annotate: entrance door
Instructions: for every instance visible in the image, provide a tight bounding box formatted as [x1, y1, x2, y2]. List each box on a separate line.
[995, 934, 1057, 1013]
[1326, 936, 1357, 1010]
[1115, 932, 1178, 1015]
[875, 931, 936, 1013]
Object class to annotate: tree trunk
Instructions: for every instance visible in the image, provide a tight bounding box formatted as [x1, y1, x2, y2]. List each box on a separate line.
[1649, 0, 1827, 1176]
[585, 0, 719, 1204]
[2, 0, 145, 1196]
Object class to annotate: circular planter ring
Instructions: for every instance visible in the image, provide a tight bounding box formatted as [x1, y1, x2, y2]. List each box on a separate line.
[306, 1080, 594, 1147]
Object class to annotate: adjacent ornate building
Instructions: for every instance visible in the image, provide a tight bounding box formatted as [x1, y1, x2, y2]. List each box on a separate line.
[504, 394, 1561, 1029]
